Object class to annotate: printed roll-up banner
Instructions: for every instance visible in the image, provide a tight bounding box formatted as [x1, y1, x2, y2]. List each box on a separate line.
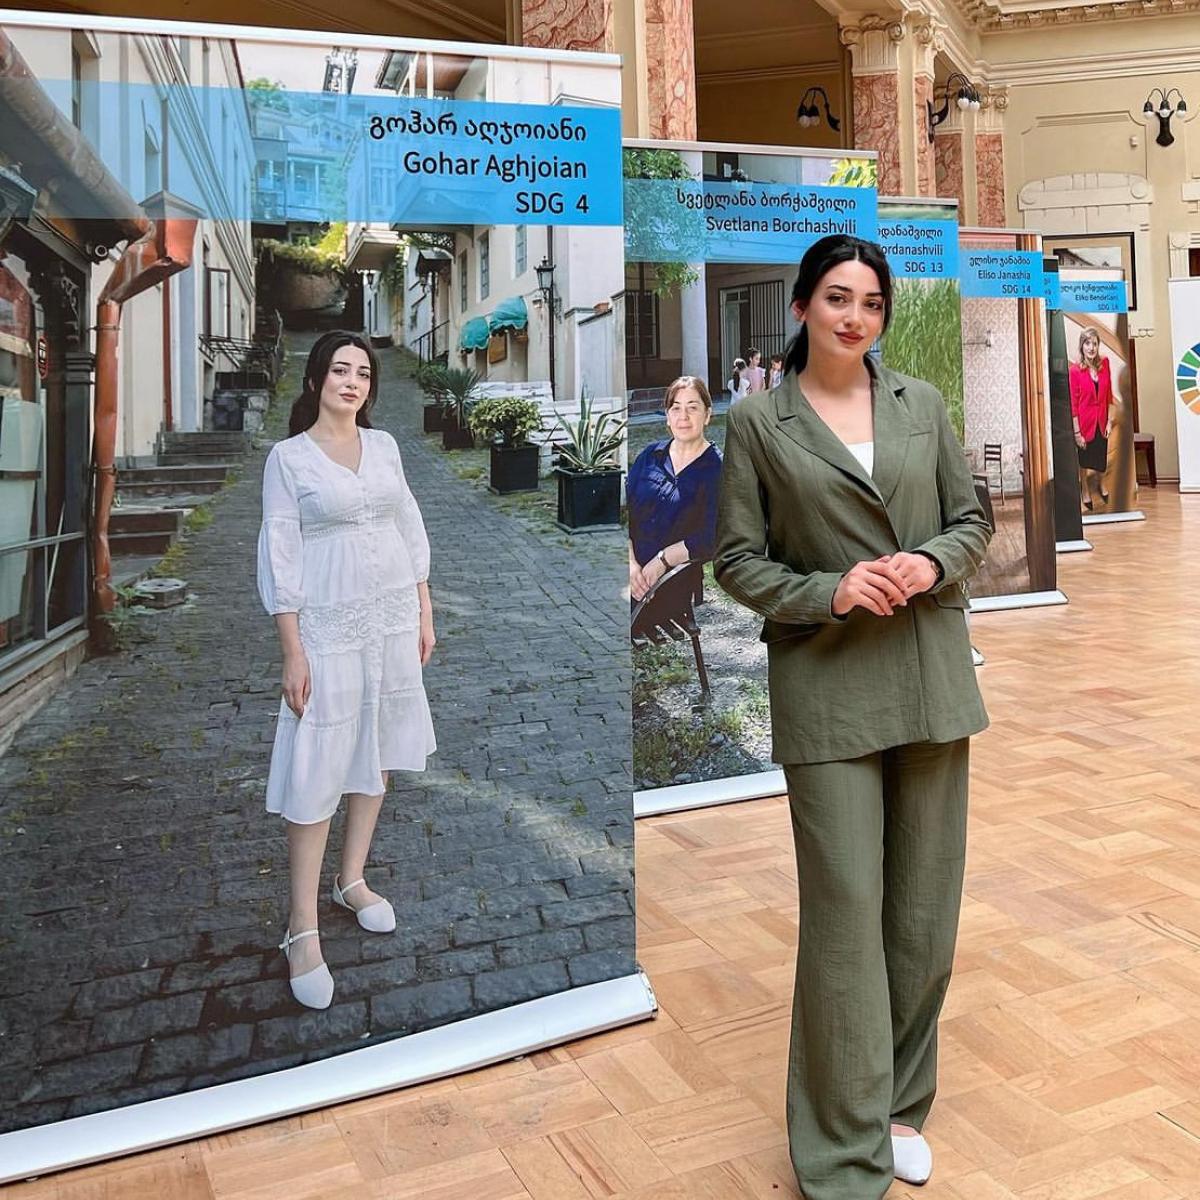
[623, 142, 877, 803]
[1169, 277, 1200, 492]
[1058, 266, 1138, 517]
[0, 16, 644, 1173]
[958, 230, 1059, 599]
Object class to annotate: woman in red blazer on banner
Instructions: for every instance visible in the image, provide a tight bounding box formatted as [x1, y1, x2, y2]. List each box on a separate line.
[1069, 326, 1118, 511]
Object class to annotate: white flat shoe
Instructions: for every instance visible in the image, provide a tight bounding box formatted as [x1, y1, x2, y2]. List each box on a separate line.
[278, 928, 334, 1010]
[333, 874, 396, 933]
[892, 1132, 933, 1186]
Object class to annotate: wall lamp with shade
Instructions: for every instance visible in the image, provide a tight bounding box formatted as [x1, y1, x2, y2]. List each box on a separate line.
[1143, 87, 1187, 146]
[927, 72, 982, 142]
[796, 86, 840, 132]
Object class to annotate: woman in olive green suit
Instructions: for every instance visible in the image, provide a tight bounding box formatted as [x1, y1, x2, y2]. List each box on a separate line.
[713, 235, 991, 1200]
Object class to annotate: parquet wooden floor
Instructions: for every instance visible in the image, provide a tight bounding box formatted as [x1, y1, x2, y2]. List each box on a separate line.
[10, 489, 1200, 1200]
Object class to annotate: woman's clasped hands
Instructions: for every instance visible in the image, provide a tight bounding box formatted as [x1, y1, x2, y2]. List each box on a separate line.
[831, 552, 940, 618]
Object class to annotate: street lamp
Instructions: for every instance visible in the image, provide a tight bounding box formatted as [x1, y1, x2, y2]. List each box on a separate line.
[536, 255, 558, 400]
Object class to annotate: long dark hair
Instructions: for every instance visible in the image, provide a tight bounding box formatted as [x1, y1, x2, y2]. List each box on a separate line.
[782, 235, 893, 375]
[288, 331, 380, 436]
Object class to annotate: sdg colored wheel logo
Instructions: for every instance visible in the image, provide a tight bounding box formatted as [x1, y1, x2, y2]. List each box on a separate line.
[1179, 343, 1200, 414]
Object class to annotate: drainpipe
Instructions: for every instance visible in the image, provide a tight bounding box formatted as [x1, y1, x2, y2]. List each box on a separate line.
[93, 215, 196, 615]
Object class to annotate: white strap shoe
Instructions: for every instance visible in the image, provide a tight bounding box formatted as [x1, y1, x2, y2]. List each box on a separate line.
[333, 875, 396, 933]
[278, 928, 334, 1010]
[892, 1131, 933, 1186]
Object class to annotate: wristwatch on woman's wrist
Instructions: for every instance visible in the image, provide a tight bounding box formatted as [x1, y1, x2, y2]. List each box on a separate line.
[657, 550, 670, 571]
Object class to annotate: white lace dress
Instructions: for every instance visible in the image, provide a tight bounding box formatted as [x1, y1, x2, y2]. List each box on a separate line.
[256, 427, 436, 823]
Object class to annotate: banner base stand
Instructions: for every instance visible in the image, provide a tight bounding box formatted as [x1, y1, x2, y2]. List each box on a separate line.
[1081, 510, 1146, 525]
[1055, 539, 1093, 553]
[972, 645, 985, 667]
[635, 769, 785, 818]
[970, 589, 1068, 613]
[1178, 485, 1200, 493]
[0, 972, 657, 1186]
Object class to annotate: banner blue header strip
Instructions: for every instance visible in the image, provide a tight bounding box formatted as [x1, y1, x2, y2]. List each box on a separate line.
[29, 83, 624, 225]
[623, 178, 878, 263]
[878, 218, 958, 280]
[960, 249, 1043, 299]
[1058, 278, 1129, 314]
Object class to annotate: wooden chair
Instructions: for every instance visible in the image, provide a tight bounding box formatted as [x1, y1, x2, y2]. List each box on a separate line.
[972, 474, 997, 533]
[982, 442, 1006, 506]
[631, 561, 710, 694]
[1134, 433, 1157, 487]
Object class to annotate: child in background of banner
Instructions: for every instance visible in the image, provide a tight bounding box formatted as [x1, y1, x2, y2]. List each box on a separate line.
[745, 347, 767, 393]
[768, 353, 784, 389]
[727, 358, 751, 404]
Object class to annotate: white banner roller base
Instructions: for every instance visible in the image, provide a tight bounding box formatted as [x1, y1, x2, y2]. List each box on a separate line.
[970, 589, 1068, 612]
[1081, 511, 1146, 526]
[635, 770, 787, 818]
[0, 972, 658, 1185]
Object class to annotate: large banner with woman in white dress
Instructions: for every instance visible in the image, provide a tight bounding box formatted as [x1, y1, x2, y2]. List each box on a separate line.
[0, 16, 646, 1177]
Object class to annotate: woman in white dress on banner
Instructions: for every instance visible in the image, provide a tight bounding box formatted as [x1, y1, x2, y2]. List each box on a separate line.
[257, 331, 436, 1009]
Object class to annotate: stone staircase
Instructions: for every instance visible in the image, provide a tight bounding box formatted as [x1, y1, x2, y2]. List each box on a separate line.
[110, 431, 253, 584]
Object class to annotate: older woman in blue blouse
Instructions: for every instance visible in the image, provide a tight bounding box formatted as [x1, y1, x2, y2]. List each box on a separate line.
[628, 375, 723, 601]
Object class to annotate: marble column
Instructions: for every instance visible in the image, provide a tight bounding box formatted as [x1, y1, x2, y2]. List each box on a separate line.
[934, 104, 968, 216]
[644, 0, 697, 140]
[975, 87, 1009, 227]
[840, 17, 906, 196]
[911, 19, 942, 198]
[521, 0, 614, 52]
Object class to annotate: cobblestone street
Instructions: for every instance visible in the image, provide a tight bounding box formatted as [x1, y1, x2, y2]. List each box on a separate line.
[0, 336, 634, 1135]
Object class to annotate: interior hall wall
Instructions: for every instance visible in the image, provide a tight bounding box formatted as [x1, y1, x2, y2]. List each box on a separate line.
[989, 16, 1200, 480]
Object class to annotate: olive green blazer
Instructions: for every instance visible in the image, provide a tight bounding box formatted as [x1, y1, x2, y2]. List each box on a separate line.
[713, 361, 991, 765]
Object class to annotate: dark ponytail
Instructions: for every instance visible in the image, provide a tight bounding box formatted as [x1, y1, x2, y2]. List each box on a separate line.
[782, 326, 810, 376]
[731, 356, 747, 392]
[288, 330, 380, 437]
[782, 234, 893, 376]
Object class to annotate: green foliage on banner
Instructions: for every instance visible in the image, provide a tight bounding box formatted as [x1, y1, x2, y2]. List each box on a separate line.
[554, 393, 626, 472]
[882, 278, 965, 440]
[469, 395, 542, 447]
[622, 148, 701, 296]
[257, 223, 348, 279]
[245, 77, 288, 110]
[827, 157, 878, 189]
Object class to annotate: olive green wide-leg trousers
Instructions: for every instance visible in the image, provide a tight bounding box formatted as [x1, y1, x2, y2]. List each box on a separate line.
[781, 738, 970, 1200]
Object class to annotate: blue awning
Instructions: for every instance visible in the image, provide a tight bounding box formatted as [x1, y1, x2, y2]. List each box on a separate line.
[487, 295, 529, 334]
[459, 316, 491, 351]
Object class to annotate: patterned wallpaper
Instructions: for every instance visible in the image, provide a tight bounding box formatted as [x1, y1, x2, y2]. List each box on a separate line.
[962, 296, 1024, 489]
[854, 73, 902, 195]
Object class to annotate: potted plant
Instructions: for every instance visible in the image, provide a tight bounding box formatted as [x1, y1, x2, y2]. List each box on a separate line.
[553, 394, 626, 531]
[415, 361, 450, 433]
[469, 395, 543, 494]
[434, 367, 482, 450]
